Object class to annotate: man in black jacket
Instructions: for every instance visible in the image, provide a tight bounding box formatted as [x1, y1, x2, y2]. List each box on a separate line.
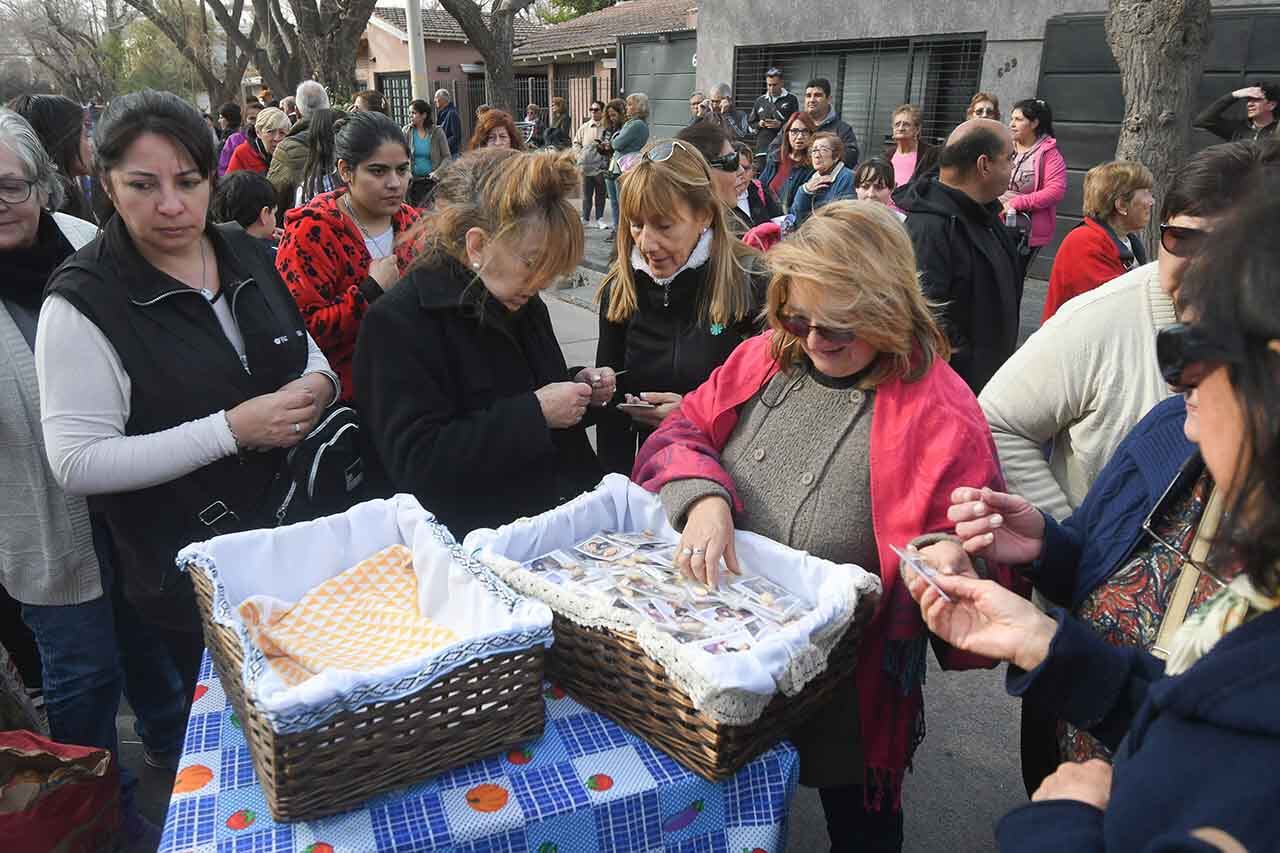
[895, 119, 1020, 393]
[1194, 82, 1278, 143]
[749, 68, 799, 155]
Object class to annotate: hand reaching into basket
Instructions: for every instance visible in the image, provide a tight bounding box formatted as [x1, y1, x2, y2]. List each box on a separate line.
[676, 495, 742, 590]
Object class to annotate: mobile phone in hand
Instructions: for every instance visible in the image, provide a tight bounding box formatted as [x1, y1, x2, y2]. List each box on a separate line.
[617, 401, 656, 412]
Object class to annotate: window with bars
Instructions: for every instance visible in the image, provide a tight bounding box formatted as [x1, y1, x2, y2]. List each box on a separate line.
[733, 35, 985, 151]
[376, 72, 413, 126]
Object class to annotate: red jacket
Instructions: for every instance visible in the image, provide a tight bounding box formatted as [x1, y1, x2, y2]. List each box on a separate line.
[1042, 217, 1145, 322]
[225, 141, 268, 174]
[633, 333, 1029, 804]
[275, 190, 420, 399]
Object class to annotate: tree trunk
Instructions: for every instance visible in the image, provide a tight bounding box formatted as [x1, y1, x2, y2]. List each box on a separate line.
[1106, 0, 1212, 252]
[438, 0, 537, 114]
[287, 0, 379, 104]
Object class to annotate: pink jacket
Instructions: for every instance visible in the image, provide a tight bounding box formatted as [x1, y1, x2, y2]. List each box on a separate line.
[1006, 135, 1067, 247]
[633, 332, 1029, 804]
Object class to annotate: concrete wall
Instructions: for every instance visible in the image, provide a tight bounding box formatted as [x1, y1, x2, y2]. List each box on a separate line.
[695, 0, 1263, 111]
[357, 26, 485, 87]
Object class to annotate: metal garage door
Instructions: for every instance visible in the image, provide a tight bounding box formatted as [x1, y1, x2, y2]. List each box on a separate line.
[1036, 9, 1280, 278]
[620, 32, 697, 139]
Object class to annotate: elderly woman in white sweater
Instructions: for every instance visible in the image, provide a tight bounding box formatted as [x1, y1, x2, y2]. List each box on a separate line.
[0, 107, 176, 849]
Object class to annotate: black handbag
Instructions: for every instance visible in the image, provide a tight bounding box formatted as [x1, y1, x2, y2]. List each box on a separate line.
[269, 404, 366, 525]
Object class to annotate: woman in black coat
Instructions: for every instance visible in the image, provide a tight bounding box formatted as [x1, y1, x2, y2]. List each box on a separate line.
[355, 148, 609, 536]
[595, 137, 765, 475]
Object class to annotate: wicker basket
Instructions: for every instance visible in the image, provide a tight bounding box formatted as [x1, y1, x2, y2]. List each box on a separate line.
[543, 602, 872, 781]
[189, 566, 547, 821]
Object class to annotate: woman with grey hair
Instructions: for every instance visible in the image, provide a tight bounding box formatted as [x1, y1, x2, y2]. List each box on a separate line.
[0, 106, 171, 850]
[603, 92, 650, 235]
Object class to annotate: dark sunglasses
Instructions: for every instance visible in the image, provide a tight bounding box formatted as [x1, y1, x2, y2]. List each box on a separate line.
[778, 313, 858, 343]
[645, 139, 740, 174]
[1159, 224, 1211, 258]
[1156, 323, 1237, 391]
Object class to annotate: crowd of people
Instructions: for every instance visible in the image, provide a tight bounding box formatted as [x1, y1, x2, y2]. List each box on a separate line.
[0, 67, 1278, 853]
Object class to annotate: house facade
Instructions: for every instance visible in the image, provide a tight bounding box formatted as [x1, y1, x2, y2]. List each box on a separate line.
[695, 0, 1276, 273]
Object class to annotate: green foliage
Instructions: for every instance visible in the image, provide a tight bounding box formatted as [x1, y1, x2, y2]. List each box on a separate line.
[119, 17, 201, 101]
[539, 0, 613, 25]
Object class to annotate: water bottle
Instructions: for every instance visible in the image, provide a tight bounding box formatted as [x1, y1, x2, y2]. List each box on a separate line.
[1004, 210, 1017, 227]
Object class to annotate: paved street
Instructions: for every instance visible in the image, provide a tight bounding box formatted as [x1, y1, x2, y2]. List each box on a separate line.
[127, 239, 1050, 851]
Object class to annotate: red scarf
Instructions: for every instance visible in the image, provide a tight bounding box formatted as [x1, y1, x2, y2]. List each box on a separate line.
[633, 333, 1028, 805]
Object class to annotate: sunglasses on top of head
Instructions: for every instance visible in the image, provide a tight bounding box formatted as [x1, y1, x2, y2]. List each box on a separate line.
[1159, 224, 1211, 258]
[778, 312, 858, 344]
[646, 139, 741, 174]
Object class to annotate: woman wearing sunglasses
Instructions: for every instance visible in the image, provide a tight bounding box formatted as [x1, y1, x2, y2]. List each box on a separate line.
[595, 137, 765, 476]
[674, 122, 779, 231]
[787, 131, 855, 228]
[633, 201, 1028, 852]
[905, 193, 1280, 852]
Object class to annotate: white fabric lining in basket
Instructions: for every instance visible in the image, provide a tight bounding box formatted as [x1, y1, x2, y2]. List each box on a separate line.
[178, 495, 554, 735]
[464, 474, 881, 726]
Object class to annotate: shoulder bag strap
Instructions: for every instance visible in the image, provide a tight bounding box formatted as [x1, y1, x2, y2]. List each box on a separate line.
[1152, 486, 1226, 659]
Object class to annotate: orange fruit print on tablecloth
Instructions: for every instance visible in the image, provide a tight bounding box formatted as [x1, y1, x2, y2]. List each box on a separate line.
[172, 764, 213, 793]
[465, 783, 509, 812]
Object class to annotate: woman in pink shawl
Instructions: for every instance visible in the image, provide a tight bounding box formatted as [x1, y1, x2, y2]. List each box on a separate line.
[633, 200, 1028, 852]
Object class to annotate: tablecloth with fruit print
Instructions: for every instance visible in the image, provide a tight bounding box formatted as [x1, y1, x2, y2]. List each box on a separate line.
[161, 653, 799, 853]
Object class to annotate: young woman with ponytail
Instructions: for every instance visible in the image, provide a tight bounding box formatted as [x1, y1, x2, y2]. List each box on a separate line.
[353, 148, 606, 536]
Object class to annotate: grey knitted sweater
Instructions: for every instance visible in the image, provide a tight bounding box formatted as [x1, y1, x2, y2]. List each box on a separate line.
[0, 213, 101, 606]
[660, 367, 879, 573]
[659, 365, 880, 786]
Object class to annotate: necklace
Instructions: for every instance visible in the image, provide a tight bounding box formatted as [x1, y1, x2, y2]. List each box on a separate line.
[195, 238, 221, 303]
[344, 194, 392, 258]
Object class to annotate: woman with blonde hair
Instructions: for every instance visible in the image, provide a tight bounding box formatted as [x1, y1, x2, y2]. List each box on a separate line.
[595, 137, 765, 474]
[633, 200, 1028, 853]
[1042, 159, 1153, 320]
[966, 91, 1001, 121]
[354, 148, 608, 536]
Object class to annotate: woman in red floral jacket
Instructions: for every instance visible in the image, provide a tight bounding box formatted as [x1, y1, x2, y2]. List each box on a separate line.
[276, 111, 419, 400]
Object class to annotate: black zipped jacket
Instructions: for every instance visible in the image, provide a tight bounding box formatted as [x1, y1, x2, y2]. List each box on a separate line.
[47, 217, 308, 628]
[354, 257, 602, 538]
[595, 260, 764, 475]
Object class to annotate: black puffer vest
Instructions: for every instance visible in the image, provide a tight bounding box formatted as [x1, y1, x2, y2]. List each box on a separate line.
[47, 217, 308, 628]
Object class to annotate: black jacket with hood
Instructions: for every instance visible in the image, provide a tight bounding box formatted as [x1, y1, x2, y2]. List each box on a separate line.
[354, 257, 601, 537]
[894, 175, 1021, 394]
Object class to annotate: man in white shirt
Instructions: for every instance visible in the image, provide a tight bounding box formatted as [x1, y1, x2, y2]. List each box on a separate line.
[573, 101, 609, 228]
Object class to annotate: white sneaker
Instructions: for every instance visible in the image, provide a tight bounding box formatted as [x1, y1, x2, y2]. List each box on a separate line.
[598, 220, 610, 231]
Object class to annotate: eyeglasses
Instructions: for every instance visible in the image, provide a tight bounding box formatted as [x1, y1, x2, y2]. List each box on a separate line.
[972, 107, 998, 118]
[778, 313, 858, 343]
[1160, 224, 1211, 258]
[787, 128, 812, 137]
[1156, 323, 1237, 391]
[645, 139, 740, 174]
[810, 146, 835, 156]
[0, 177, 36, 205]
[1140, 456, 1228, 592]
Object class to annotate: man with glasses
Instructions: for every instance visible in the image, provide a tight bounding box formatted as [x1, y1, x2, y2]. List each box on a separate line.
[574, 101, 609, 228]
[1194, 81, 1278, 143]
[980, 140, 1280, 524]
[688, 91, 710, 126]
[749, 68, 798, 155]
[708, 83, 750, 143]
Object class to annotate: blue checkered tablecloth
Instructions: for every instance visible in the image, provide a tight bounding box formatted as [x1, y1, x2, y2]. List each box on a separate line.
[161, 653, 800, 852]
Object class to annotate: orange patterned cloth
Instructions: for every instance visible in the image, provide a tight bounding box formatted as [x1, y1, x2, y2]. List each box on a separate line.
[237, 544, 458, 686]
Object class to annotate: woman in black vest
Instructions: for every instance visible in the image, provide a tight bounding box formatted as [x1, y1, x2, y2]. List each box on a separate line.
[37, 90, 339, 697]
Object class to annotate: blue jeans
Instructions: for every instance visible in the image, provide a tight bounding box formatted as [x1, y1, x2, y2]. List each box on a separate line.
[605, 174, 620, 227]
[20, 517, 188, 802]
